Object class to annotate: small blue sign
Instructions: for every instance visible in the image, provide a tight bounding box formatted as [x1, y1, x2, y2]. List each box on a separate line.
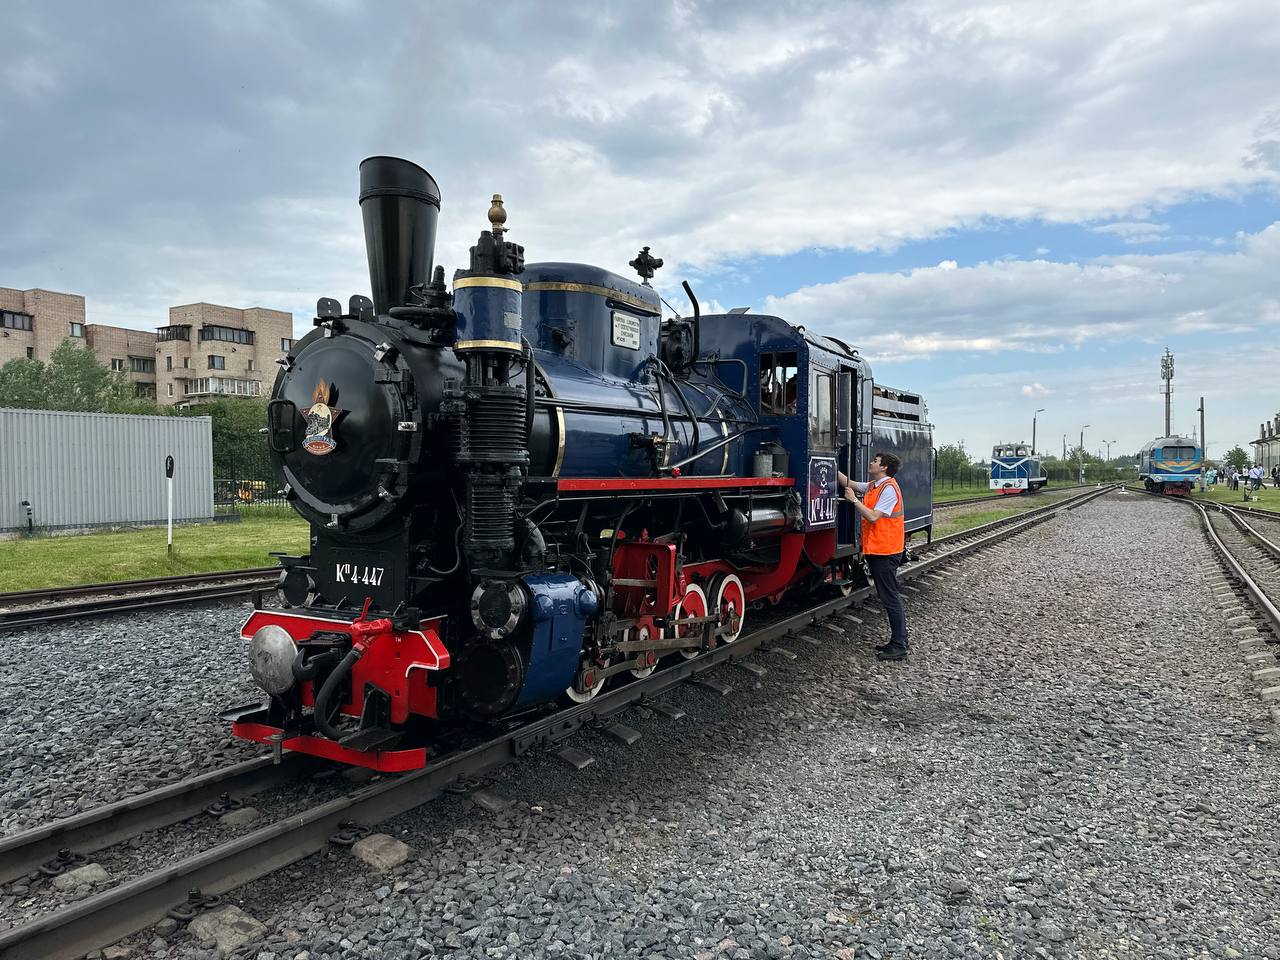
[807, 456, 837, 529]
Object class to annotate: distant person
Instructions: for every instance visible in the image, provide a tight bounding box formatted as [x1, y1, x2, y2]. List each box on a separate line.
[1205, 467, 1217, 486]
[1251, 465, 1264, 491]
[838, 454, 909, 662]
[1272, 465, 1279, 489]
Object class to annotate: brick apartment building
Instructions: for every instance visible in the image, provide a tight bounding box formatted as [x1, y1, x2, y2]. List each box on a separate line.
[2, 286, 294, 405]
[156, 302, 293, 405]
[87, 324, 159, 397]
[2, 287, 90, 364]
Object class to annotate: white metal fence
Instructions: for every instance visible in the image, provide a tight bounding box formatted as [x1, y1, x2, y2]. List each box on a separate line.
[0, 408, 214, 532]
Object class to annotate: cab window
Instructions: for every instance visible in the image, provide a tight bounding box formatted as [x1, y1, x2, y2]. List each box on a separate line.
[809, 370, 835, 449]
[760, 352, 798, 415]
[1016, 447, 1028, 456]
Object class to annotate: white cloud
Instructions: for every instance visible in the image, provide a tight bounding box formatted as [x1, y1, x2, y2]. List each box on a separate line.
[1021, 383, 1053, 397]
[4, 0, 1280, 330]
[1090, 221, 1171, 244]
[762, 222, 1280, 360]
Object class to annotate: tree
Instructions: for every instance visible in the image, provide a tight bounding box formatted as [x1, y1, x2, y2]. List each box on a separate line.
[934, 442, 970, 478]
[176, 396, 270, 479]
[0, 357, 53, 409]
[0, 341, 160, 413]
[1224, 445, 1251, 472]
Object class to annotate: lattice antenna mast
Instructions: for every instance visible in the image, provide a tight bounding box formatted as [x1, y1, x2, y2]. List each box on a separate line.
[1160, 348, 1174, 437]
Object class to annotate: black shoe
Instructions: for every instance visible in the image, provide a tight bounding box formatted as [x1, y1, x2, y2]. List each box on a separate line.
[877, 645, 908, 661]
[874, 643, 893, 652]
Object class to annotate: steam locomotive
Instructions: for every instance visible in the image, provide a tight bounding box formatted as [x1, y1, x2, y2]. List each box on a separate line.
[227, 156, 934, 770]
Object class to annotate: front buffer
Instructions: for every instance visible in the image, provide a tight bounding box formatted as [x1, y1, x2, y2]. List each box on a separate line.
[227, 608, 450, 772]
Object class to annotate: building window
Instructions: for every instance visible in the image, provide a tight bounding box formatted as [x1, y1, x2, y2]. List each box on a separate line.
[130, 356, 156, 374]
[166, 355, 172, 371]
[759, 352, 799, 415]
[184, 376, 260, 397]
[25, 346, 34, 359]
[182, 356, 190, 368]
[2, 310, 34, 331]
[208, 355, 226, 370]
[157, 325, 191, 342]
[199, 324, 255, 345]
[68, 322, 85, 337]
[281, 337, 294, 352]
[111, 358, 126, 372]
[167, 383, 174, 397]
[134, 382, 156, 398]
[247, 359, 255, 372]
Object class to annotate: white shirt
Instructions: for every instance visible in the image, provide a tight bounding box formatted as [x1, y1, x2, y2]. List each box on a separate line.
[850, 476, 899, 515]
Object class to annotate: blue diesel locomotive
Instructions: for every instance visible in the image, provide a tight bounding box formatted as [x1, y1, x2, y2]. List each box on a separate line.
[990, 443, 1046, 494]
[1137, 436, 1201, 495]
[229, 157, 934, 770]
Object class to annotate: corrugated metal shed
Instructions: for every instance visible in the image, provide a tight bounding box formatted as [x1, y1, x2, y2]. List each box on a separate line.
[0, 408, 214, 531]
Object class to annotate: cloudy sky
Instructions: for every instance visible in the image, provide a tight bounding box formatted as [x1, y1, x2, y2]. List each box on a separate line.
[3, 0, 1279, 460]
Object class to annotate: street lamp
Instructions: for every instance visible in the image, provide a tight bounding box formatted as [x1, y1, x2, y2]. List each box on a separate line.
[1078, 425, 1091, 483]
[1104, 440, 1116, 461]
[1032, 408, 1045, 457]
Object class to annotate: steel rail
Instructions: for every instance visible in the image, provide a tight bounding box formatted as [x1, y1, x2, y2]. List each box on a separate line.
[1129, 487, 1280, 638]
[1216, 505, 1280, 562]
[1195, 502, 1280, 638]
[0, 484, 1115, 960]
[933, 483, 1091, 510]
[0, 755, 313, 885]
[0, 568, 277, 605]
[0, 579, 276, 632]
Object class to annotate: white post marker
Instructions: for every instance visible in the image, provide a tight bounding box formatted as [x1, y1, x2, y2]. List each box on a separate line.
[165, 455, 175, 556]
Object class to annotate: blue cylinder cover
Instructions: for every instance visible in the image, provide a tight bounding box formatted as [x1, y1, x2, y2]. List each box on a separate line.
[454, 276, 524, 351]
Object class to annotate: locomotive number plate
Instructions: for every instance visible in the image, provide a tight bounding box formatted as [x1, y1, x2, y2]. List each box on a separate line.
[611, 311, 641, 350]
[807, 456, 838, 529]
[335, 563, 385, 587]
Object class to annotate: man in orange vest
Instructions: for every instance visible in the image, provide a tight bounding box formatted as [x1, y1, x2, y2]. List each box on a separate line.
[838, 452, 909, 661]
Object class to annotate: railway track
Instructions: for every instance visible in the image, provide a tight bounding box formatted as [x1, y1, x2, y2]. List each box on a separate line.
[0, 568, 278, 632]
[933, 483, 1092, 509]
[1127, 487, 1280, 639]
[1196, 502, 1280, 639]
[0, 484, 1117, 960]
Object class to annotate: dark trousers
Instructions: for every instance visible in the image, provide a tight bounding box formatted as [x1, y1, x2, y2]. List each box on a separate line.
[867, 554, 908, 649]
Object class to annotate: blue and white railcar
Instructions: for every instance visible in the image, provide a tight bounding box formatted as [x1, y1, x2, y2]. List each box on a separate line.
[1137, 436, 1201, 495]
[989, 443, 1046, 494]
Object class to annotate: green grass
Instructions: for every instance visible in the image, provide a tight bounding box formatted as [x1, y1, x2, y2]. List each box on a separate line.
[1190, 482, 1280, 513]
[0, 516, 309, 592]
[932, 484, 995, 503]
[933, 507, 1023, 538]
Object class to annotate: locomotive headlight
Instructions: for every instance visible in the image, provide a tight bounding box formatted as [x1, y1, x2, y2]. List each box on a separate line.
[248, 624, 298, 696]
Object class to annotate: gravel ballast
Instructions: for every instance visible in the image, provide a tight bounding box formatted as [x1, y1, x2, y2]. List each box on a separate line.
[0, 603, 262, 836]
[7, 492, 1280, 958]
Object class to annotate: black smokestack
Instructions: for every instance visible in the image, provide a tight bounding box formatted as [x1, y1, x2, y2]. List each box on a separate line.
[359, 156, 441, 315]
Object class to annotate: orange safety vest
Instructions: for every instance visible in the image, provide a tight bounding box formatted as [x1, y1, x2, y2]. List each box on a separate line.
[861, 477, 905, 556]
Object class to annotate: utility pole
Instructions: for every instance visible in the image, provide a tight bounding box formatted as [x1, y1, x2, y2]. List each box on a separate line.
[1078, 424, 1090, 483]
[1032, 408, 1045, 456]
[1161, 348, 1174, 436]
[1198, 396, 1206, 490]
[1062, 434, 1067, 460]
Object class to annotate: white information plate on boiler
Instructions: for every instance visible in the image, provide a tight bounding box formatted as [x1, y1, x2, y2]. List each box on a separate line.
[611, 311, 641, 350]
